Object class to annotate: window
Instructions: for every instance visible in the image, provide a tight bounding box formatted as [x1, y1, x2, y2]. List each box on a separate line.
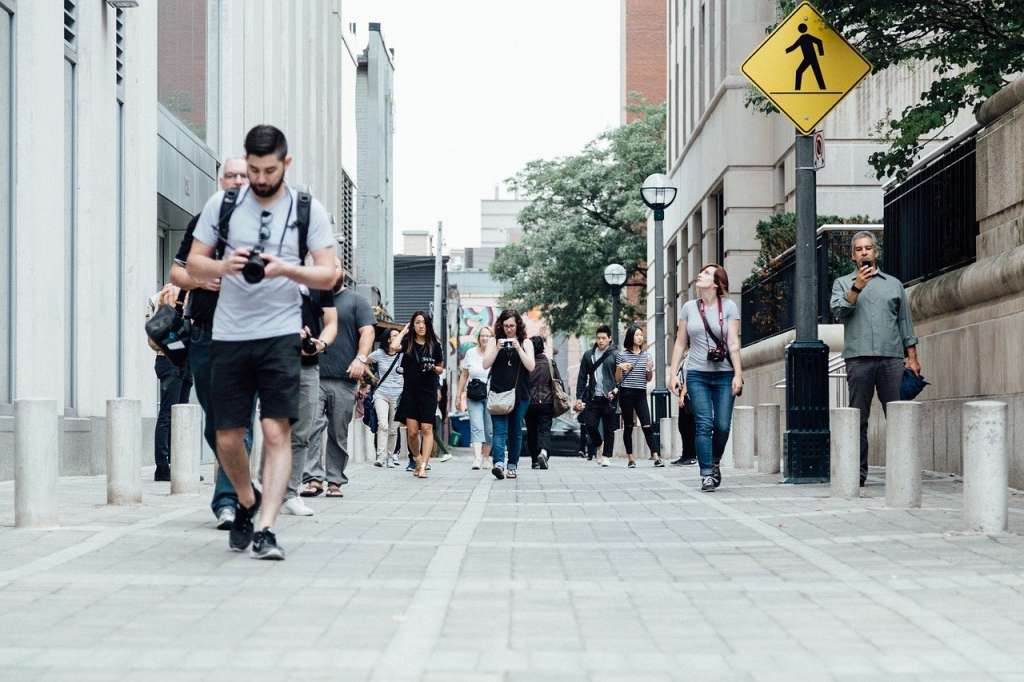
[708, 1, 715, 97]
[698, 3, 705, 117]
[713, 189, 725, 266]
[65, 57, 77, 411]
[158, 0, 219, 146]
[0, 7, 11, 404]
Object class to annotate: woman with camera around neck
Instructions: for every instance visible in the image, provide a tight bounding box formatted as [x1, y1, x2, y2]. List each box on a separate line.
[395, 311, 445, 478]
[669, 264, 743, 492]
[457, 326, 495, 470]
[482, 309, 536, 480]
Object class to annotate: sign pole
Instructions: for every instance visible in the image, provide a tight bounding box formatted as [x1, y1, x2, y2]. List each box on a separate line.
[783, 131, 830, 482]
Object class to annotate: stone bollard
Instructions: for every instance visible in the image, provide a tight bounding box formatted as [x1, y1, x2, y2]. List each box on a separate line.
[14, 399, 59, 528]
[673, 417, 684, 461]
[755, 404, 781, 474]
[170, 404, 202, 494]
[398, 425, 408, 458]
[106, 398, 142, 505]
[632, 428, 648, 460]
[830, 407, 860, 498]
[659, 417, 676, 459]
[963, 401, 1009, 533]
[731, 406, 755, 469]
[885, 401, 922, 508]
[612, 429, 625, 458]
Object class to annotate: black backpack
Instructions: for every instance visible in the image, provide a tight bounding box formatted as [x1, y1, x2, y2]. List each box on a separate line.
[214, 188, 313, 261]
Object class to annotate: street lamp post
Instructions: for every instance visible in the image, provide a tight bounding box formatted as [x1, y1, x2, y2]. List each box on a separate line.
[603, 263, 627, 346]
[640, 173, 677, 458]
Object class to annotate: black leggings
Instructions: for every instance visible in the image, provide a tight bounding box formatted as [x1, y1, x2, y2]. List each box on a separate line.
[618, 388, 657, 456]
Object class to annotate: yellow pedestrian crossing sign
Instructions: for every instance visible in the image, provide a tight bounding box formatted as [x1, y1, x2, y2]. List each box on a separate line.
[741, 2, 871, 134]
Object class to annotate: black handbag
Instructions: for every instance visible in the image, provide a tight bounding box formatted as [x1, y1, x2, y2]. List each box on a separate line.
[145, 290, 191, 367]
[467, 378, 487, 401]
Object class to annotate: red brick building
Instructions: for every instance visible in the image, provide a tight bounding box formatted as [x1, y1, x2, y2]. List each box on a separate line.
[621, 0, 667, 122]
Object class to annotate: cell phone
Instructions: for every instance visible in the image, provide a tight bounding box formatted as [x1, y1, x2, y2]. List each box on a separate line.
[499, 339, 515, 348]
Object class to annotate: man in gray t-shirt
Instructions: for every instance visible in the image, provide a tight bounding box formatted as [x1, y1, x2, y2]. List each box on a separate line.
[186, 125, 337, 561]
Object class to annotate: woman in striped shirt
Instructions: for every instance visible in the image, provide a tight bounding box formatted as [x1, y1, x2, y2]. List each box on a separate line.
[612, 326, 664, 468]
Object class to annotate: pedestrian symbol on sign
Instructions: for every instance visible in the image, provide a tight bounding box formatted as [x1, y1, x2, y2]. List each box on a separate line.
[786, 23, 826, 91]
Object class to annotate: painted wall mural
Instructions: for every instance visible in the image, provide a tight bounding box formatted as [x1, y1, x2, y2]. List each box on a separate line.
[451, 300, 548, 360]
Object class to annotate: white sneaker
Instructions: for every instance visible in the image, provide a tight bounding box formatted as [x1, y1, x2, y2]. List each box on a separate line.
[600, 457, 611, 467]
[281, 497, 315, 517]
[215, 506, 235, 531]
[374, 456, 385, 467]
[438, 453, 453, 463]
[390, 454, 400, 467]
[472, 454, 483, 470]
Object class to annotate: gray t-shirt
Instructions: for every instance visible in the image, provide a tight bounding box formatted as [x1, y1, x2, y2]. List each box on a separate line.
[193, 186, 335, 341]
[680, 298, 739, 373]
[592, 347, 609, 395]
[369, 348, 404, 399]
[319, 288, 376, 381]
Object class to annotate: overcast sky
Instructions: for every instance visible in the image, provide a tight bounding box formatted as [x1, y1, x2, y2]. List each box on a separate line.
[348, 0, 621, 251]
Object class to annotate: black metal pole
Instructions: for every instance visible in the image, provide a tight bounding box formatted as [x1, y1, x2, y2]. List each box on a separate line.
[784, 132, 830, 483]
[651, 209, 669, 456]
[610, 286, 621, 347]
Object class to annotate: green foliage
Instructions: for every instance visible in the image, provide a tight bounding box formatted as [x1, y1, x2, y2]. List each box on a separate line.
[746, 0, 1024, 180]
[490, 100, 666, 335]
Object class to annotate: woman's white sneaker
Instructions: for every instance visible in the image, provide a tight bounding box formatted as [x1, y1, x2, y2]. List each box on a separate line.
[281, 497, 315, 516]
[472, 453, 483, 470]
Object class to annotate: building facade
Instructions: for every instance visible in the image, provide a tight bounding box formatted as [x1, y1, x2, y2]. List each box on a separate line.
[355, 23, 396, 315]
[0, 1, 360, 479]
[480, 196, 528, 248]
[620, 0, 667, 121]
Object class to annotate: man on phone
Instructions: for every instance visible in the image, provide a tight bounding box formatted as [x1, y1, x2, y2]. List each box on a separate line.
[831, 231, 921, 487]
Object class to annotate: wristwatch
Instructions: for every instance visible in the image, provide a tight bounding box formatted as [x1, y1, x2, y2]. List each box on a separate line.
[356, 353, 369, 364]
[851, 284, 862, 294]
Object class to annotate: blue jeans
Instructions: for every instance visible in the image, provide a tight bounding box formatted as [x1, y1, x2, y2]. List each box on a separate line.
[686, 370, 735, 475]
[467, 398, 493, 444]
[490, 398, 529, 469]
[188, 326, 253, 516]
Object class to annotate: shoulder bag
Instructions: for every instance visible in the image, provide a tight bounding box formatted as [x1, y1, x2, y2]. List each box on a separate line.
[487, 350, 521, 416]
[548, 359, 571, 417]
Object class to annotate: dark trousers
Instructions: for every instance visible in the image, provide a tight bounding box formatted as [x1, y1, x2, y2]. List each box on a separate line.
[582, 397, 617, 458]
[525, 403, 554, 462]
[188, 326, 253, 515]
[678, 395, 697, 460]
[845, 356, 903, 481]
[154, 355, 193, 468]
[619, 388, 656, 456]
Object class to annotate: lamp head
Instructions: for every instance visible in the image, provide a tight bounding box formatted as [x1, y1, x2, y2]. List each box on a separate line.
[640, 173, 677, 211]
[604, 263, 627, 287]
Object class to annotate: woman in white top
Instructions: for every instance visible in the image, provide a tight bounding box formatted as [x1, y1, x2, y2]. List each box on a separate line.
[367, 327, 406, 467]
[457, 326, 494, 469]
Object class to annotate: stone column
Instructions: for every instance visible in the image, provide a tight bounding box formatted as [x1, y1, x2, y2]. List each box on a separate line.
[963, 401, 1009, 533]
[884, 401, 921, 508]
[14, 399, 59, 528]
[731, 406, 755, 469]
[659, 417, 676, 459]
[830, 407, 860, 498]
[755, 404, 781, 474]
[170, 404, 202, 495]
[106, 398, 142, 505]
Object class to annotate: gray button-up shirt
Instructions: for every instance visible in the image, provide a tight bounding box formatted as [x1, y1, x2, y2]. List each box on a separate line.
[830, 270, 918, 359]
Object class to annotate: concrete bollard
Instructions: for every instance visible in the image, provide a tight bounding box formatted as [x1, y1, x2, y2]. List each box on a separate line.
[659, 417, 676, 459]
[398, 425, 408, 458]
[632, 428, 648, 460]
[14, 399, 60, 528]
[755, 404, 781, 474]
[963, 401, 1009, 533]
[612, 429, 625, 458]
[830, 407, 860, 498]
[673, 417, 684, 461]
[885, 401, 922, 508]
[170, 404, 202, 494]
[106, 398, 142, 505]
[731, 406, 755, 469]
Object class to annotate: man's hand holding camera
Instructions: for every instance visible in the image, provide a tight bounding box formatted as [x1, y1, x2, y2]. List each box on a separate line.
[299, 325, 325, 357]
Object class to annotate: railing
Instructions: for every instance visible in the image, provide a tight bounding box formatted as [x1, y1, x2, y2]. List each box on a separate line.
[883, 132, 978, 285]
[740, 226, 882, 347]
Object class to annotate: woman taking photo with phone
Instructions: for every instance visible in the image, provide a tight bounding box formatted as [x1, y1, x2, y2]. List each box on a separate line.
[482, 309, 536, 480]
[612, 325, 664, 468]
[668, 264, 743, 492]
[457, 326, 494, 470]
[396, 311, 444, 478]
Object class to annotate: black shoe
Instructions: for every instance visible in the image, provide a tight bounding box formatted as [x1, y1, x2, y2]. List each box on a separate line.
[531, 460, 540, 469]
[653, 458, 665, 468]
[229, 487, 261, 552]
[250, 528, 285, 560]
[700, 475, 716, 492]
[671, 456, 697, 466]
[712, 465, 722, 488]
[154, 464, 171, 482]
[537, 450, 549, 470]
[627, 460, 637, 468]
[492, 463, 505, 480]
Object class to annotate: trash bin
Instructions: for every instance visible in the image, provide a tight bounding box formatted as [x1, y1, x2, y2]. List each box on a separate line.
[449, 414, 471, 447]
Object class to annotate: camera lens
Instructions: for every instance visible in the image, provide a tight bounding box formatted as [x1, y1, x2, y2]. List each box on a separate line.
[242, 251, 266, 284]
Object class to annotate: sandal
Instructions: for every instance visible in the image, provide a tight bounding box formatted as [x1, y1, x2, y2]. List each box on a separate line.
[300, 480, 323, 497]
[325, 484, 344, 497]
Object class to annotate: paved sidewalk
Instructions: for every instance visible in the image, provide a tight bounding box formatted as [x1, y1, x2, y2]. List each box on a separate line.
[2, 451, 1024, 681]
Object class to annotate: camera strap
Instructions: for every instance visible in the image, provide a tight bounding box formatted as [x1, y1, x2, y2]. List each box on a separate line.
[213, 187, 312, 261]
[697, 298, 730, 363]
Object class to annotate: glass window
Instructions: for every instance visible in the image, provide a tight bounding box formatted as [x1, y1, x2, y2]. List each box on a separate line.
[158, 0, 219, 145]
[0, 9, 11, 404]
[65, 58, 77, 410]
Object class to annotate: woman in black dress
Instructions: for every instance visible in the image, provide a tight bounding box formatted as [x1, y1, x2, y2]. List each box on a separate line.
[396, 311, 445, 478]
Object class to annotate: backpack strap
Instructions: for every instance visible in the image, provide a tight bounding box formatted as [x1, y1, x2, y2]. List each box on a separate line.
[296, 191, 312, 263]
[214, 188, 241, 260]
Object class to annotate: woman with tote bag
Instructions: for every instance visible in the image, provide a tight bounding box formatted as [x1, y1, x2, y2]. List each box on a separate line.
[482, 309, 535, 480]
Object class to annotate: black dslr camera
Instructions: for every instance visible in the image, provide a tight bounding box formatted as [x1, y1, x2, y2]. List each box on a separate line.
[707, 346, 727, 363]
[242, 246, 266, 284]
[301, 335, 318, 355]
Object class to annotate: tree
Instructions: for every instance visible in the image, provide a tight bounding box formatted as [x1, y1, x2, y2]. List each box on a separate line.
[490, 102, 666, 335]
[746, 0, 1024, 180]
